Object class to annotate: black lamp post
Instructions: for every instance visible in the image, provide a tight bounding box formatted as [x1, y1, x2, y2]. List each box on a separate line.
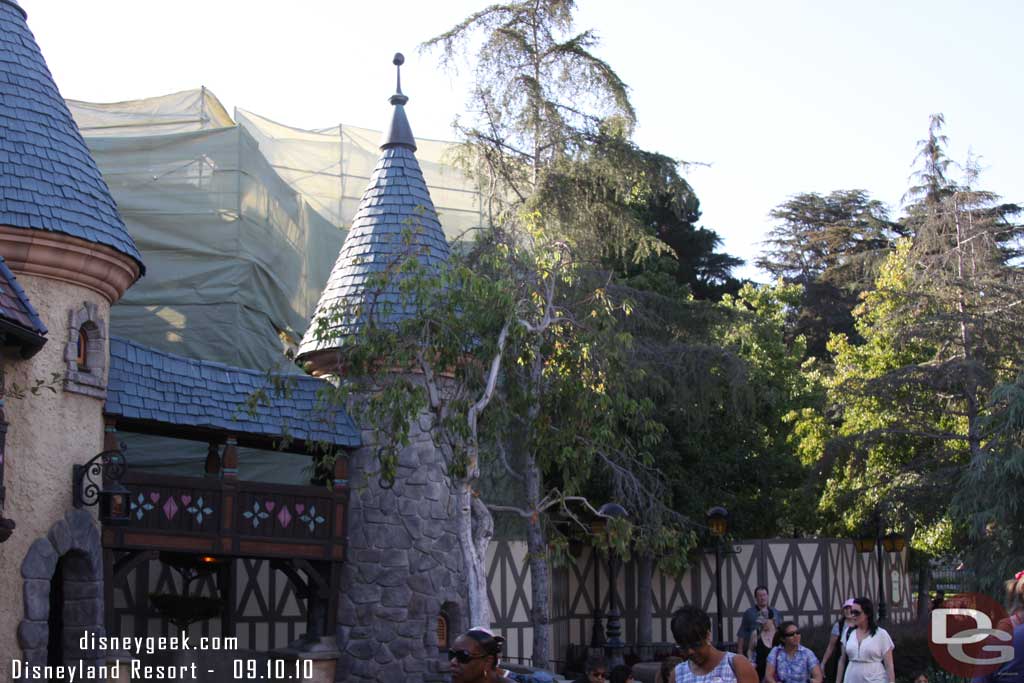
[855, 515, 905, 622]
[593, 502, 629, 667]
[706, 506, 729, 646]
[72, 449, 130, 526]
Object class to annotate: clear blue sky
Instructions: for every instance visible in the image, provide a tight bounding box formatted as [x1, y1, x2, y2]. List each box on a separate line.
[19, 0, 1024, 281]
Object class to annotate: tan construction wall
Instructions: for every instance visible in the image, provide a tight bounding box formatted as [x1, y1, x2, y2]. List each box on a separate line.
[0, 273, 108, 683]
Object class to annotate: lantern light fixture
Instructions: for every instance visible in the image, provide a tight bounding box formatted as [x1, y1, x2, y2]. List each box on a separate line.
[706, 506, 729, 538]
[72, 449, 130, 526]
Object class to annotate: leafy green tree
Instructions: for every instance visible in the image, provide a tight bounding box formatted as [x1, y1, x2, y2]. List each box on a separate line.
[793, 115, 1024, 612]
[423, 0, 698, 664]
[808, 241, 955, 543]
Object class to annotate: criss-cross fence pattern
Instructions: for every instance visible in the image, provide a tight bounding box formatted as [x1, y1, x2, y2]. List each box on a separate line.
[112, 556, 307, 650]
[486, 538, 911, 667]
[110, 537, 909, 660]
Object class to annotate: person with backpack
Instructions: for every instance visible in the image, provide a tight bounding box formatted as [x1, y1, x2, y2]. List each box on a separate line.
[834, 598, 895, 683]
[671, 605, 759, 683]
[820, 599, 856, 682]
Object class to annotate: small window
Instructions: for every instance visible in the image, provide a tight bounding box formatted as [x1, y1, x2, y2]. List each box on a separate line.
[64, 303, 107, 399]
[76, 327, 89, 370]
[437, 613, 448, 651]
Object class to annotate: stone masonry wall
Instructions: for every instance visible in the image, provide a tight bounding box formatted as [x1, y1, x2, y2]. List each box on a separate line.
[336, 408, 466, 682]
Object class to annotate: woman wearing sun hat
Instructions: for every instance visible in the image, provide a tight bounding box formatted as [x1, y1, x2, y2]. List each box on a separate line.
[820, 599, 856, 681]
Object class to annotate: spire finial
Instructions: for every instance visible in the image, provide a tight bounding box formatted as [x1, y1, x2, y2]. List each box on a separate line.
[390, 53, 408, 105]
[380, 51, 415, 150]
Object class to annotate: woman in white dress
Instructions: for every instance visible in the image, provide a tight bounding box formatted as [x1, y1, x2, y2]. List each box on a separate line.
[835, 598, 895, 683]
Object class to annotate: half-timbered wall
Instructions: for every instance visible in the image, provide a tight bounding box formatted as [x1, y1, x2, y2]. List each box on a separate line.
[487, 538, 912, 667]
[111, 538, 911, 661]
[112, 557, 306, 650]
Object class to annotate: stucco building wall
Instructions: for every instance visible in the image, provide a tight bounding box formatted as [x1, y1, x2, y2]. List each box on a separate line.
[0, 273, 108, 682]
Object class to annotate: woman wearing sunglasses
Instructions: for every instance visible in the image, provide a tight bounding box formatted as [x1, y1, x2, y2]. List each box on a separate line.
[765, 621, 822, 683]
[820, 599, 856, 683]
[670, 605, 759, 683]
[448, 628, 514, 683]
[835, 598, 895, 683]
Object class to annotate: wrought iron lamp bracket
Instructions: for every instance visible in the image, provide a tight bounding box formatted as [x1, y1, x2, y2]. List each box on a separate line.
[73, 448, 127, 509]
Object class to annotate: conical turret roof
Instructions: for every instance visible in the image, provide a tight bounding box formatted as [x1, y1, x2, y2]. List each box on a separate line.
[0, 0, 144, 271]
[297, 54, 450, 372]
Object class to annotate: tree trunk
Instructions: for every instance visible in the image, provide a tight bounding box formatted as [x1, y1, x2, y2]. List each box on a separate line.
[457, 483, 494, 628]
[525, 453, 550, 668]
[637, 554, 654, 651]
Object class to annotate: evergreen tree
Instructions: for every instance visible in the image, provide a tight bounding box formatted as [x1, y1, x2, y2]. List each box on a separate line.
[757, 190, 904, 360]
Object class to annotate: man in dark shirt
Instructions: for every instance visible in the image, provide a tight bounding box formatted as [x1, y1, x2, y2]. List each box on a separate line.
[736, 585, 781, 655]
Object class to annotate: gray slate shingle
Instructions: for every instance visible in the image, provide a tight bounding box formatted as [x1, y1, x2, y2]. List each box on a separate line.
[296, 141, 450, 357]
[0, 2, 144, 271]
[0, 253, 45, 337]
[106, 337, 360, 448]
[0, 249, 45, 350]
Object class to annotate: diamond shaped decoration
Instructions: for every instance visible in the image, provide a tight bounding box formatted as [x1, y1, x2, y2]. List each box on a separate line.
[162, 496, 179, 520]
[277, 506, 292, 529]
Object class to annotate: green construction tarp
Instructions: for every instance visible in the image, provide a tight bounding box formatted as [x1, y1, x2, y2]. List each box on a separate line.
[69, 88, 482, 371]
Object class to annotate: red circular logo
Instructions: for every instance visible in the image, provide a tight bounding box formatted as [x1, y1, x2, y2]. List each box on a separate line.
[929, 592, 1013, 678]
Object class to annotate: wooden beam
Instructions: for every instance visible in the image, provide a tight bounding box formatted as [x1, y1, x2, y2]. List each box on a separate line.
[113, 549, 158, 583]
[270, 559, 310, 599]
[222, 436, 238, 479]
[204, 441, 221, 477]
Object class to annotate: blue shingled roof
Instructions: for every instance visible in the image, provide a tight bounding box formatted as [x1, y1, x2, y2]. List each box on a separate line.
[0, 2, 144, 271]
[106, 337, 360, 448]
[0, 254, 45, 337]
[296, 136, 450, 358]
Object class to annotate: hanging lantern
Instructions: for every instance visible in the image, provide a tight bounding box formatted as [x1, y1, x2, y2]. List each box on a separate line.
[882, 532, 906, 552]
[706, 506, 729, 538]
[854, 536, 875, 553]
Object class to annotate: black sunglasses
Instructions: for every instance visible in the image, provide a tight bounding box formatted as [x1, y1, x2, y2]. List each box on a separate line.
[679, 639, 705, 651]
[849, 609, 863, 616]
[448, 649, 487, 664]
[590, 673, 607, 680]
[784, 630, 801, 637]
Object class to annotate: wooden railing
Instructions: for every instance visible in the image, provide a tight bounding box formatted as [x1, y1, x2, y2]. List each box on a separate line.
[102, 470, 348, 561]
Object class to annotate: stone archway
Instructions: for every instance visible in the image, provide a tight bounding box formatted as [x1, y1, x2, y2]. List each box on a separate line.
[18, 509, 104, 670]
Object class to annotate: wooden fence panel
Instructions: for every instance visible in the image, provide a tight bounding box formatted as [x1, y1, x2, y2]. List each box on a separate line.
[485, 538, 912, 667]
